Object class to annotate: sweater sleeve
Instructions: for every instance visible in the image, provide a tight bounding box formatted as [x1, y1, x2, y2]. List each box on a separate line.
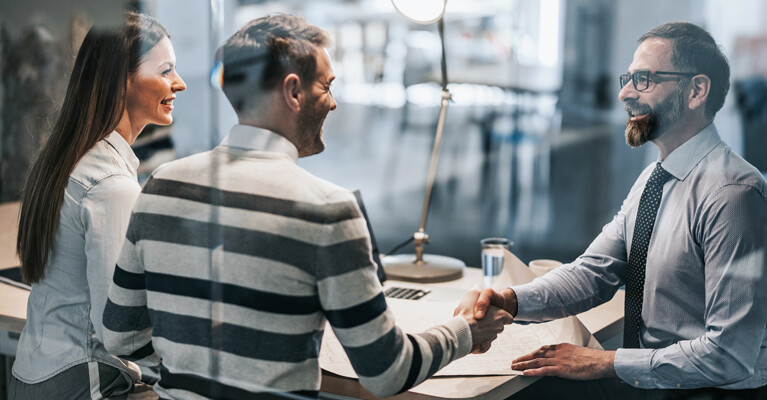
[102, 201, 161, 367]
[315, 192, 471, 397]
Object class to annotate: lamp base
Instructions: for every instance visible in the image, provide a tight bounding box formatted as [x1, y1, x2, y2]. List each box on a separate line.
[382, 254, 464, 283]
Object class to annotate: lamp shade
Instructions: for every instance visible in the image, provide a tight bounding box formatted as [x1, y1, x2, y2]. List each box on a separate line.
[391, 0, 446, 24]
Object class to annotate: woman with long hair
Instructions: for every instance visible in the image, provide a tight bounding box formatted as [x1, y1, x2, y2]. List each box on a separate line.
[11, 11, 185, 399]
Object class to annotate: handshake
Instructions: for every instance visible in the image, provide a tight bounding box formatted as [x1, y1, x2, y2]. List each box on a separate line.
[452, 286, 517, 354]
[454, 287, 616, 380]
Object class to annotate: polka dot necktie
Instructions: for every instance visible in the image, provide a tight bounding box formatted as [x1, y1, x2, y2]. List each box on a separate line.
[623, 163, 673, 349]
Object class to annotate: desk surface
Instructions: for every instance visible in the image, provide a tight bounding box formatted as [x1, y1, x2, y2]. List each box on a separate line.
[0, 201, 27, 334]
[321, 257, 624, 400]
[0, 202, 20, 270]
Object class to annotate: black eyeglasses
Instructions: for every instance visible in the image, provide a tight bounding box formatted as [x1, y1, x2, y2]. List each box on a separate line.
[619, 70, 697, 92]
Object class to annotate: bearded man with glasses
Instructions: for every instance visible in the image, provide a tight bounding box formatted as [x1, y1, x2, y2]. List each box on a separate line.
[473, 22, 767, 399]
[620, 70, 695, 147]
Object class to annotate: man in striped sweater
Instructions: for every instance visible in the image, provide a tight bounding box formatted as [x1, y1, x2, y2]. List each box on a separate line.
[102, 14, 512, 399]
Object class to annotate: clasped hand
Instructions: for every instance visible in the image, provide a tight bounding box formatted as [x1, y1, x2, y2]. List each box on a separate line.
[452, 286, 514, 354]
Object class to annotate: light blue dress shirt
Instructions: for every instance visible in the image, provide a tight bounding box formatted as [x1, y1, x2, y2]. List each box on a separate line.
[513, 124, 767, 389]
[13, 131, 142, 384]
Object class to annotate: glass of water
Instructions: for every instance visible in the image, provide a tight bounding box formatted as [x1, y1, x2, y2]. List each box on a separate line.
[481, 237, 511, 288]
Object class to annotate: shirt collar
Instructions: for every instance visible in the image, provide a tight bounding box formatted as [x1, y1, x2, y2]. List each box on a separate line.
[104, 131, 140, 172]
[219, 124, 299, 163]
[658, 123, 722, 181]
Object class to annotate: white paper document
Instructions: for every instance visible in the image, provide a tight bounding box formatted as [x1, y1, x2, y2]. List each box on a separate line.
[320, 250, 601, 378]
[321, 300, 598, 377]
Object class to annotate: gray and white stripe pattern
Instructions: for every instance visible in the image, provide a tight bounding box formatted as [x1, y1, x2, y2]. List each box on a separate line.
[103, 126, 471, 399]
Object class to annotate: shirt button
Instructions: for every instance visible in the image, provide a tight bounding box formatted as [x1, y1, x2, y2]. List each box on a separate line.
[677, 383, 681, 388]
[635, 380, 640, 386]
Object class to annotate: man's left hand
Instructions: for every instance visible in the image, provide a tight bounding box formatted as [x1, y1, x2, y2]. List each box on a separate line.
[511, 343, 617, 380]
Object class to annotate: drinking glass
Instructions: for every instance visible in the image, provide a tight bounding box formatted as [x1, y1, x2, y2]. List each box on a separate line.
[481, 237, 511, 288]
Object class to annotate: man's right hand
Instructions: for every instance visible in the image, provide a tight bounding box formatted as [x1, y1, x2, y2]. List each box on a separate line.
[474, 288, 518, 319]
[454, 287, 514, 353]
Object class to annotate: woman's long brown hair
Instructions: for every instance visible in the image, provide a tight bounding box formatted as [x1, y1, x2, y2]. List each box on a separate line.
[17, 12, 169, 284]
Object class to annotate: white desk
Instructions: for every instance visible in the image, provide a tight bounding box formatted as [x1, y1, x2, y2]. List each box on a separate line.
[0, 202, 23, 400]
[0, 202, 26, 334]
[0, 202, 19, 271]
[320, 256, 624, 400]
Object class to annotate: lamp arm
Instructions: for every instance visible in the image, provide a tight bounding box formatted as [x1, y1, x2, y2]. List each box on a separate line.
[414, 18, 450, 263]
[438, 18, 448, 91]
[418, 91, 450, 233]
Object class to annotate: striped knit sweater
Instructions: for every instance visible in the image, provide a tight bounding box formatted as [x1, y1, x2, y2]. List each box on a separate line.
[102, 125, 472, 399]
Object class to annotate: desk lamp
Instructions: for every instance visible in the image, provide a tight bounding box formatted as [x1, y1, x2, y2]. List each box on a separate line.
[383, 0, 465, 283]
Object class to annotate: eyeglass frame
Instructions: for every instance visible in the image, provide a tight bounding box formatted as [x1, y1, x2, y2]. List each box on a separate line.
[619, 70, 697, 92]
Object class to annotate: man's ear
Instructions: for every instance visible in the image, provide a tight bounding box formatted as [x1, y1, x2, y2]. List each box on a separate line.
[687, 74, 710, 112]
[282, 73, 302, 112]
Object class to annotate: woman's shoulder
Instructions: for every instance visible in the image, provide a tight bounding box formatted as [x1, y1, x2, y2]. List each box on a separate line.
[68, 141, 139, 199]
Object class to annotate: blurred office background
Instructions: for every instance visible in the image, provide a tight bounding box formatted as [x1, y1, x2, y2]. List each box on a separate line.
[2, 0, 767, 268]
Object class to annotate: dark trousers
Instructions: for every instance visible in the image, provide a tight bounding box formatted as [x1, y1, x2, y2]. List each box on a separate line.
[512, 377, 767, 400]
[9, 361, 156, 400]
